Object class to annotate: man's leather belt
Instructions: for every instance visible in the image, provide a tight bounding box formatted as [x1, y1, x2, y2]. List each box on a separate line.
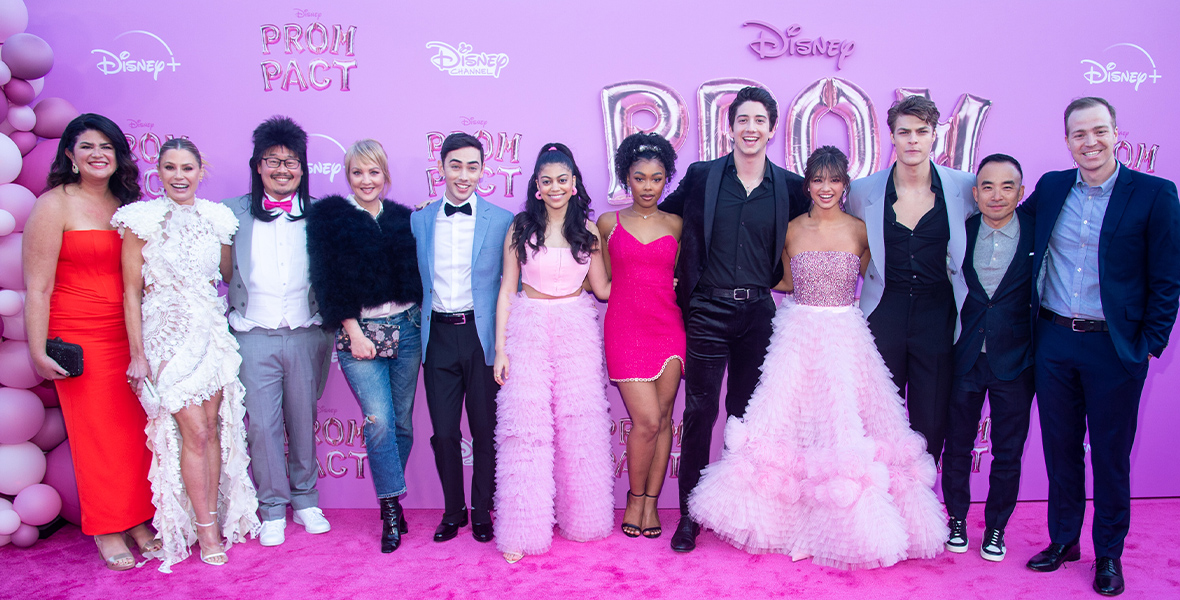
[704, 287, 770, 301]
[1039, 307, 1109, 332]
[432, 310, 474, 325]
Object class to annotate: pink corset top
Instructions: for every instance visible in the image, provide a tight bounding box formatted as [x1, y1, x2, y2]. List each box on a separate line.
[521, 246, 589, 296]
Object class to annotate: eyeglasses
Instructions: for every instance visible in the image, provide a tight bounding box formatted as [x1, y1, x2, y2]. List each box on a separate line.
[262, 157, 301, 170]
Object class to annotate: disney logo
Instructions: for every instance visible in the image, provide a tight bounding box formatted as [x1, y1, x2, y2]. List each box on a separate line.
[742, 21, 855, 70]
[460, 116, 488, 127]
[91, 31, 180, 81]
[1080, 43, 1161, 92]
[308, 161, 343, 182]
[126, 119, 155, 129]
[426, 41, 510, 78]
[294, 9, 322, 19]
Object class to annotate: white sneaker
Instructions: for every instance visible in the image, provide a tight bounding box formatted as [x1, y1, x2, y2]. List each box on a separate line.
[259, 518, 286, 546]
[293, 507, 331, 534]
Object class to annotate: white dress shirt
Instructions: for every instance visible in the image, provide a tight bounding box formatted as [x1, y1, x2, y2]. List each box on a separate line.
[431, 193, 478, 313]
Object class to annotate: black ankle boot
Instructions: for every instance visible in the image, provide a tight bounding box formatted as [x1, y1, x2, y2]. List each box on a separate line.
[380, 496, 403, 553]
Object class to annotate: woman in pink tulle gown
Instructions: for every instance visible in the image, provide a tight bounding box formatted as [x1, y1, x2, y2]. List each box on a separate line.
[688, 146, 948, 569]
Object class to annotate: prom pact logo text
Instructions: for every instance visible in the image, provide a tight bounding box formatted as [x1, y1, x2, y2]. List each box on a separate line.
[426, 42, 509, 78]
[92, 31, 180, 80]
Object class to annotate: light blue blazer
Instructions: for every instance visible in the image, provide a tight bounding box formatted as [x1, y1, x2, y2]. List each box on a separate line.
[846, 163, 978, 341]
[411, 195, 514, 366]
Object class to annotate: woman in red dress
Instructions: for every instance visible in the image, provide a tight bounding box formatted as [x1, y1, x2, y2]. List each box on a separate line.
[23, 114, 158, 570]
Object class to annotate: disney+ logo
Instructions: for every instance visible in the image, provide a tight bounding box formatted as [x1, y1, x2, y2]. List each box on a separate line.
[1080, 43, 1161, 91]
[91, 31, 180, 80]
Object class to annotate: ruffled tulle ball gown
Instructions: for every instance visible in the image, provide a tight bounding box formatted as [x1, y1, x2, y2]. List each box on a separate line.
[688, 250, 948, 569]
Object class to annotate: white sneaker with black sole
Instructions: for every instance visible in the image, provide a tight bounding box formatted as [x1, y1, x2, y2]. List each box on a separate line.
[980, 527, 1006, 562]
[946, 518, 968, 553]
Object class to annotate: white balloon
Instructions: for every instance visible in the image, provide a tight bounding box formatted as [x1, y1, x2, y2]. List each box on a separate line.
[26, 77, 44, 98]
[0, 62, 10, 86]
[6, 106, 34, 132]
[0, 289, 21, 316]
[0, 134, 20, 184]
[0, 209, 14, 236]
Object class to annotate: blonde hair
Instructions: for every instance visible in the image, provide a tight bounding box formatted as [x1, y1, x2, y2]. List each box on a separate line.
[344, 139, 391, 197]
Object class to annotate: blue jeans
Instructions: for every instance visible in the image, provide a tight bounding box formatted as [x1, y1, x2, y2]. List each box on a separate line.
[336, 305, 422, 498]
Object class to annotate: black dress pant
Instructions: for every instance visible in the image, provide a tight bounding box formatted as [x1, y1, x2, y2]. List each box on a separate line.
[1035, 318, 1147, 559]
[941, 353, 1034, 530]
[423, 318, 499, 523]
[867, 285, 956, 461]
[678, 292, 776, 513]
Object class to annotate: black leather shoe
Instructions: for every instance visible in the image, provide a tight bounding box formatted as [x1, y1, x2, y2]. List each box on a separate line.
[1093, 557, 1124, 596]
[1026, 541, 1081, 572]
[433, 513, 469, 542]
[670, 516, 699, 553]
[472, 521, 494, 543]
[379, 496, 403, 553]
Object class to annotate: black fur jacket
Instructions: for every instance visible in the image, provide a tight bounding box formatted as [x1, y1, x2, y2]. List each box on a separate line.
[305, 195, 423, 329]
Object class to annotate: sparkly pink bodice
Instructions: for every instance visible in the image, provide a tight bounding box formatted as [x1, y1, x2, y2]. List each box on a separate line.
[790, 251, 861, 307]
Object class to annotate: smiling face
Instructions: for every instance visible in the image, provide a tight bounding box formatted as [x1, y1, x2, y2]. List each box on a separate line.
[438, 146, 483, 203]
[347, 157, 386, 204]
[627, 158, 666, 210]
[159, 148, 202, 204]
[257, 145, 303, 199]
[808, 166, 847, 212]
[890, 114, 936, 167]
[729, 100, 774, 158]
[972, 160, 1023, 228]
[536, 162, 576, 214]
[66, 129, 117, 181]
[1066, 104, 1119, 183]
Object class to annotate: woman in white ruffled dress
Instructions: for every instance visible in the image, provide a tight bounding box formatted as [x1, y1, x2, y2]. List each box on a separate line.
[115, 138, 260, 572]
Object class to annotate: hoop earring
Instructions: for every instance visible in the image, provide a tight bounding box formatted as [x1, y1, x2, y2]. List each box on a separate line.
[535, 191, 542, 200]
[72, 163, 79, 174]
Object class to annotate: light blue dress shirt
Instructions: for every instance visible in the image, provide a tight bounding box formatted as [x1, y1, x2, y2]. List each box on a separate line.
[1041, 165, 1119, 320]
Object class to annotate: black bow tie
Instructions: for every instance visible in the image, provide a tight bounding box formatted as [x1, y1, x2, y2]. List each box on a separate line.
[444, 202, 472, 217]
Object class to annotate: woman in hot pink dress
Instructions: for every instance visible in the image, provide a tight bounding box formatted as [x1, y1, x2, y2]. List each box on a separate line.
[596, 133, 684, 540]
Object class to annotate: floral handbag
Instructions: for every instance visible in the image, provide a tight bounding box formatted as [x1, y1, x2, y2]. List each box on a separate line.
[336, 320, 400, 359]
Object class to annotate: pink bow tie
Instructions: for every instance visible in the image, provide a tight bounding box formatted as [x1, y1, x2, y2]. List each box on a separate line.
[264, 195, 294, 213]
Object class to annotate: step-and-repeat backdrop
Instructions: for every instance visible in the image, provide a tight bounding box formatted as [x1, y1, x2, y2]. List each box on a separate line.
[26, 0, 1179, 508]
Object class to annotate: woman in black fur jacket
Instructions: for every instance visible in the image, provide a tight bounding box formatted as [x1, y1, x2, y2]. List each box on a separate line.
[306, 139, 422, 554]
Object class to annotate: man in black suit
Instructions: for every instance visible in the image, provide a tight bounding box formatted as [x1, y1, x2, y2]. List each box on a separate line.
[941, 154, 1035, 563]
[1023, 97, 1180, 596]
[659, 86, 807, 553]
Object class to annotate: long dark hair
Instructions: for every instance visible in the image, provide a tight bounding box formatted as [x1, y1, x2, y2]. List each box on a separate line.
[512, 143, 597, 264]
[804, 145, 851, 207]
[46, 113, 141, 204]
[248, 116, 311, 222]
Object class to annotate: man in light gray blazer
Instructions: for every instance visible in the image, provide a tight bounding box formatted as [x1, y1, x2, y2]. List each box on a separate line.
[225, 116, 332, 547]
[846, 96, 977, 464]
[412, 133, 513, 543]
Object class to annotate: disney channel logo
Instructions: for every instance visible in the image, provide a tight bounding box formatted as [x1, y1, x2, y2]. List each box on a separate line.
[91, 31, 180, 80]
[1081, 43, 1161, 91]
[743, 21, 855, 70]
[426, 41, 509, 78]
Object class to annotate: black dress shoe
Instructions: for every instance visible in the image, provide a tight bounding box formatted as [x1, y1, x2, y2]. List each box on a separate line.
[379, 496, 403, 553]
[472, 521, 494, 543]
[1093, 557, 1124, 596]
[670, 516, 699, 553]
[433, 513, 469, 542]
[1026, 541, 1081, 572]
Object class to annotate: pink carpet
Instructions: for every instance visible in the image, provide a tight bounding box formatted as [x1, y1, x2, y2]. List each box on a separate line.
[2, 499, 1177, 600]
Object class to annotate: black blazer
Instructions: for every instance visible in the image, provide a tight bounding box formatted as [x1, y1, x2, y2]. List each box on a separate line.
[1022, 166, 1180, 374]
[659, 155, 807, 313]
[954, 211, 1035, 380]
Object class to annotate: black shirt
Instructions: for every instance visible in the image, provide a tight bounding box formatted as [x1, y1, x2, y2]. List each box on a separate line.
[698, 155, 777, 290]
[883, 164, 951, 291]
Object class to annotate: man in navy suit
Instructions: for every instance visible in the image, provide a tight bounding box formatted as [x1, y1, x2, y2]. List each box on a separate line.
[1023, 97, 1180, 596]
[941, 154, 1035, 563]
[412, 133, 513, 544]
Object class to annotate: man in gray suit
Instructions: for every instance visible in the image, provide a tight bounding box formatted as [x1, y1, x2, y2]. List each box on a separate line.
[225, 116, 332, 546]
[846, 96, 977, 463]
[412, 133, 513, 543]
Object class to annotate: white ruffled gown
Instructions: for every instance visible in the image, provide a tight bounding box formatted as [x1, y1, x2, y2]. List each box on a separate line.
[113, 198, 260, 572]
[688, 251, 948, 569]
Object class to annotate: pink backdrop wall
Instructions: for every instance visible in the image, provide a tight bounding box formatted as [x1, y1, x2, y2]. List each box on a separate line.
[27, 0, 1180, 509]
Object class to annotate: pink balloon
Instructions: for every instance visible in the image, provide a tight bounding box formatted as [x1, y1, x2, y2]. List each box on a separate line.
[0, 119, 14, 135]
[32, 98, 77, 139]
[0, 61, 10, 86]
[30, 407, 65, 451]
[13, 483, 61, 526]
[0, 534, 8, 547]
[0, 337, 42, 389]
[1, 33, 54, 81]
[0, 387, 44, 443]
[30, 380, 58, 408]
[9, 522, 38, 547]
[1, 313, 26, 340]
[0, 132, 20, 184]
[0, 232, 23, 291]
[13, 139, 53, 195]
[0, 441, 47, 494]
[0, 0, 29, 42]
[0, 288, 21, 315]
[26, 76, 42, 98]
[7, 105, 33, 132]
[0, 508, 18, 534]
[0, 90, 6, 123]
[0, 183, 36, 231]
[0, 208, 13, 236]
[42, 440, 79, 526]
[2, 77, 33, 106]
[9, 130, 34, 155]
[0, 498, 11, 510]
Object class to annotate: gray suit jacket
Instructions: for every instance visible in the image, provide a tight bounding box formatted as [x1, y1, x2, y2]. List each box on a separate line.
[846, 163, 978, 341]
[411, 195, 513, 366]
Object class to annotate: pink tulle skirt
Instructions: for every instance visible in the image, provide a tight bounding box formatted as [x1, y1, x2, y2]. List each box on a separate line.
[688, 300, 948, 569]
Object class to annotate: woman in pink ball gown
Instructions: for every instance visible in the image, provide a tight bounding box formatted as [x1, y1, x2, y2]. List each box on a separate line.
[596, 133, 684, 540]
[688, 146, 948, 569]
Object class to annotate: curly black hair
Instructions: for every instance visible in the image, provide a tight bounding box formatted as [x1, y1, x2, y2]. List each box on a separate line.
[46, 113, 141, 204]
[613, 132, 677, 192]
[249, 115, 310, 222]
[512, 142, 598, 265]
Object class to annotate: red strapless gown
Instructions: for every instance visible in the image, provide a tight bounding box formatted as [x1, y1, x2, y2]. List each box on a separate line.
[603, 215, 685, 381]
[48, 230, 155, 535]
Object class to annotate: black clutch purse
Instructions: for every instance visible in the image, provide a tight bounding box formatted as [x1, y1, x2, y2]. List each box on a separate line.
[46, 337, 83, 377]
